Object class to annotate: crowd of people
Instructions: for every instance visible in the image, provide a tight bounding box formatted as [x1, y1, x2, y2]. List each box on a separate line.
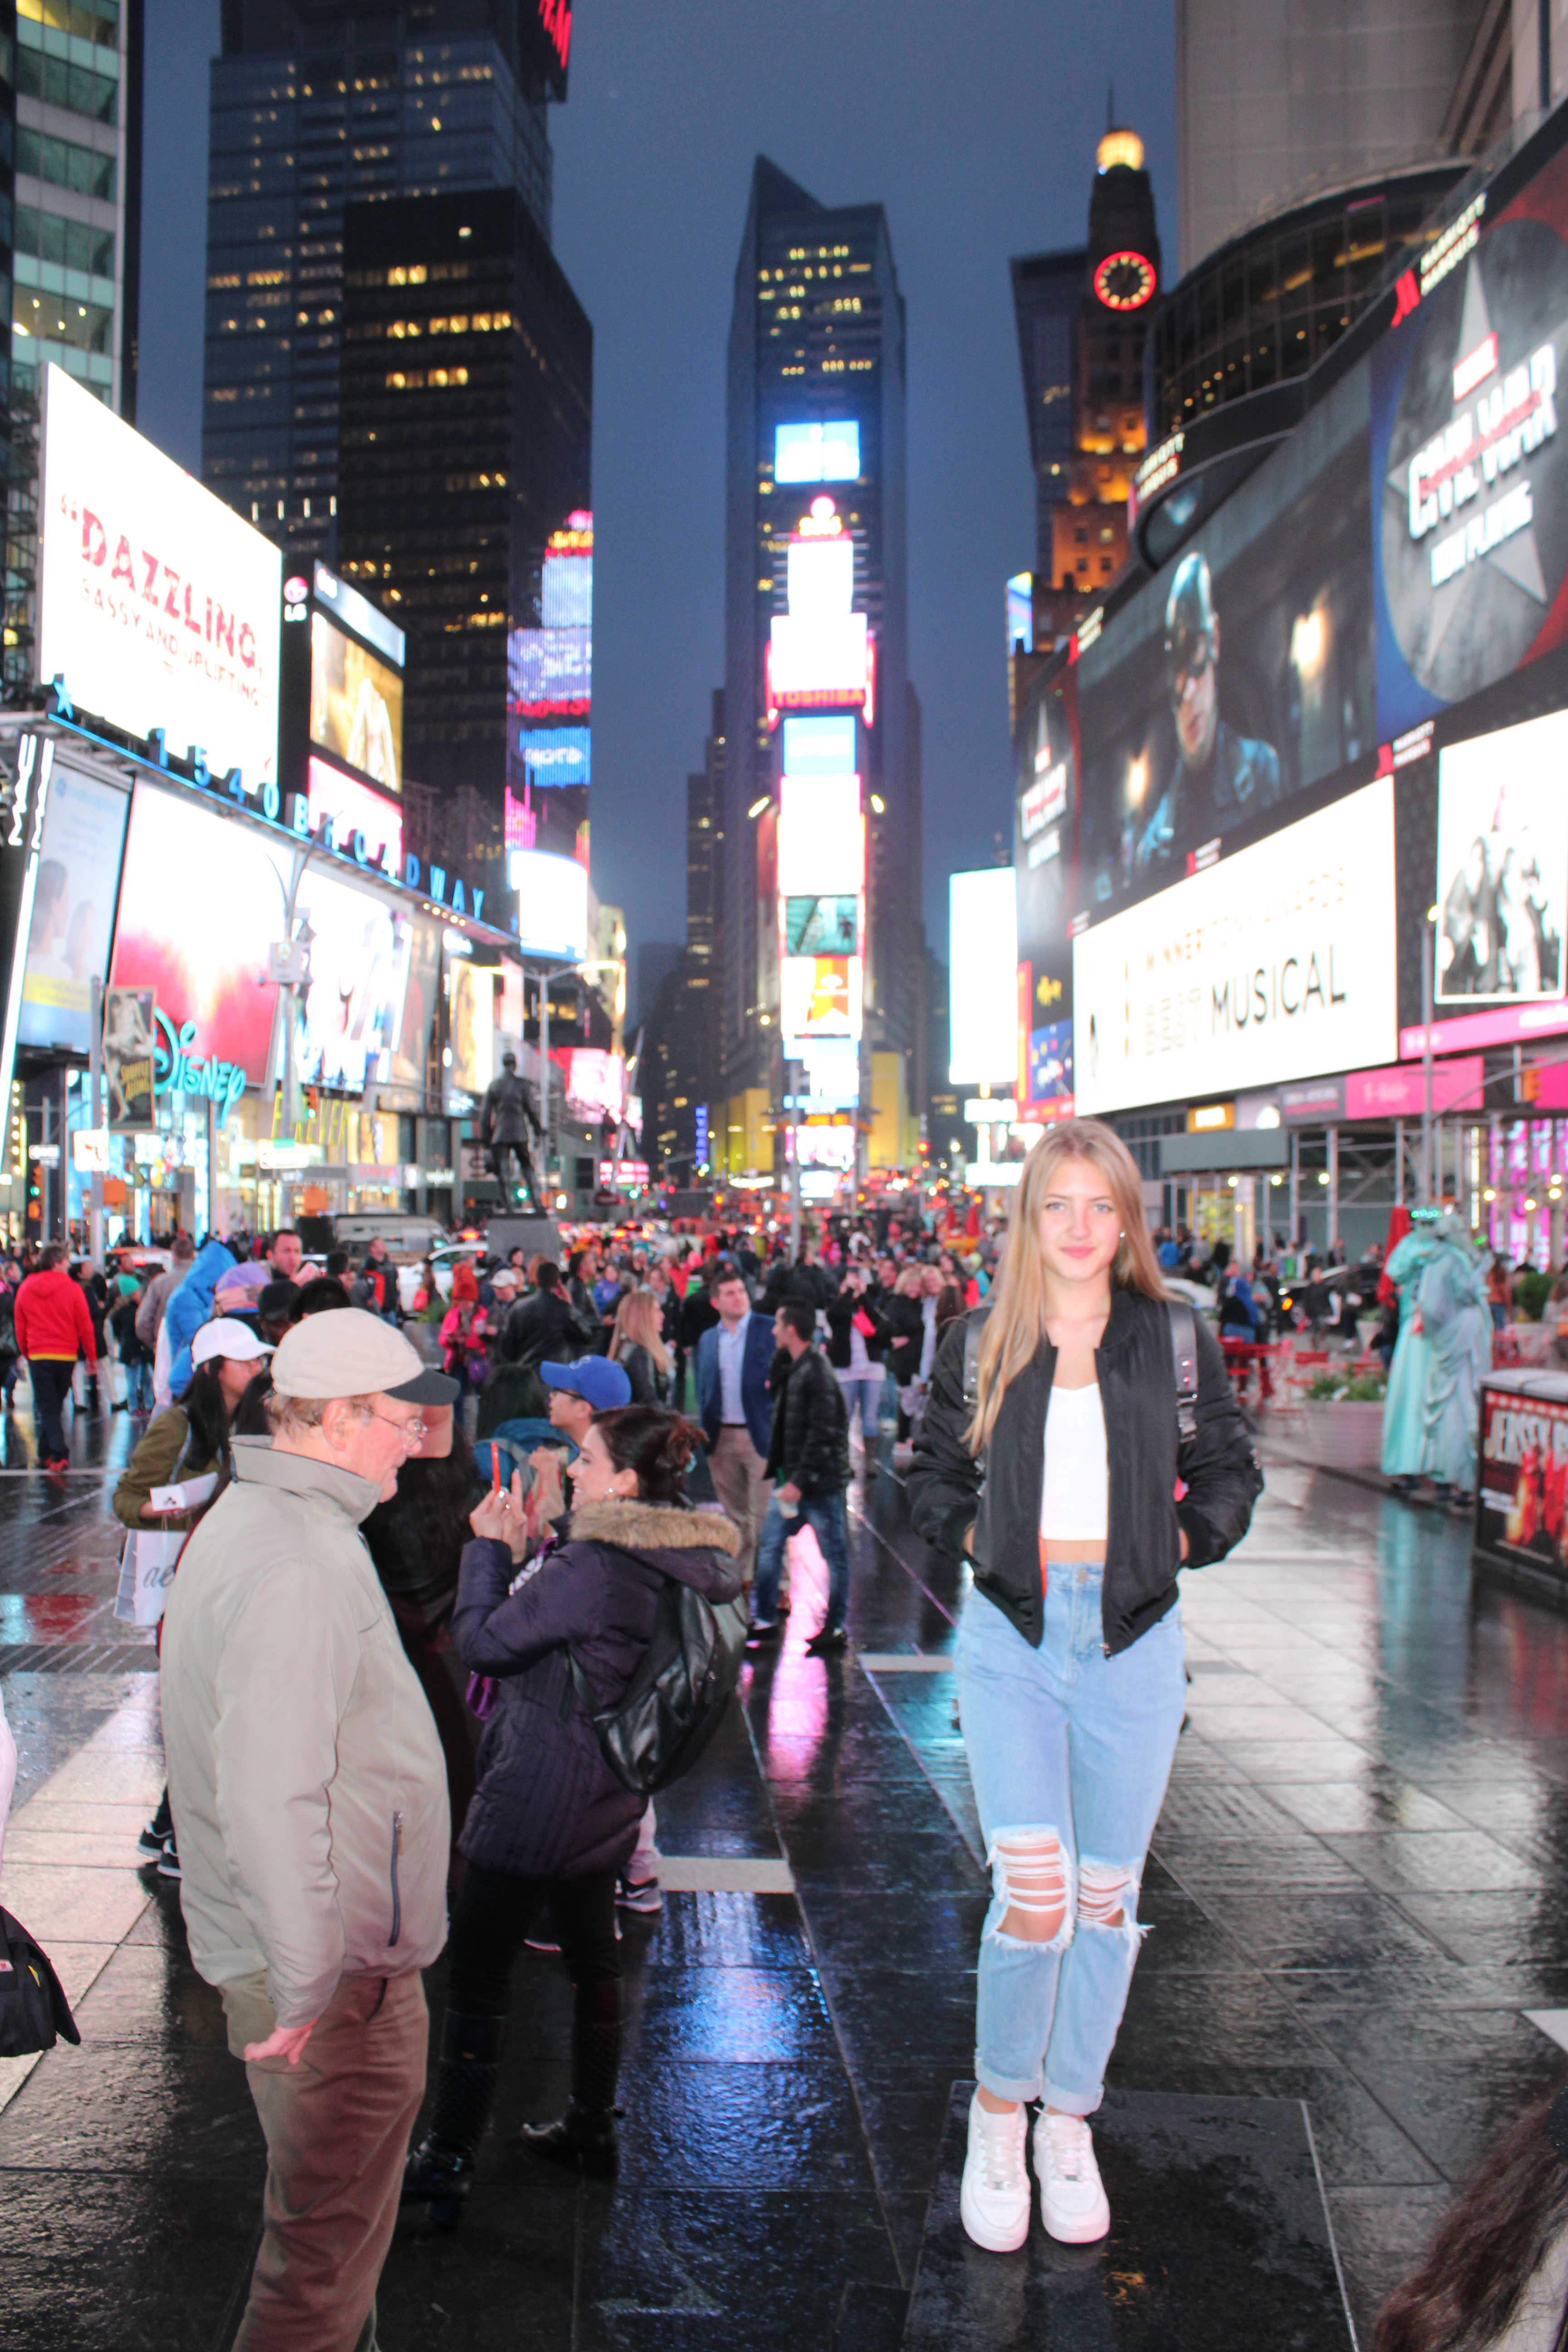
[0, 1163, 1558, 2348]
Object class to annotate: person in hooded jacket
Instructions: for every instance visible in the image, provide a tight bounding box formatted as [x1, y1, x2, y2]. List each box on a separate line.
[402, 1404, 742, 2221]
[164, 1236, 240, 1400]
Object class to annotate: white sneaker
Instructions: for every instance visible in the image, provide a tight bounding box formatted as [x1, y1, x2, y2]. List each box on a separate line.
[959, 2092, 1030, 2252]
[1034, 2109, 1110, 2243]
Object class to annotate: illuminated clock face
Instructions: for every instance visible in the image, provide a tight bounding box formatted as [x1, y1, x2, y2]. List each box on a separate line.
[1094, 251, 1156, 311]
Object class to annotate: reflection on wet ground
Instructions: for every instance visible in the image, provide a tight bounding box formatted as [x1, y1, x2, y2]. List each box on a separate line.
[2, 1401, 1566, 2345]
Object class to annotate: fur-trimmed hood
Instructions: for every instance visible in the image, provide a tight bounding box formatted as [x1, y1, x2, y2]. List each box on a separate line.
[566, 1498, 741, 1557]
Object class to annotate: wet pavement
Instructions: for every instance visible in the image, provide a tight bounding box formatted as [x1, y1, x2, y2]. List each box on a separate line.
[2, 1398, 1567, 2347]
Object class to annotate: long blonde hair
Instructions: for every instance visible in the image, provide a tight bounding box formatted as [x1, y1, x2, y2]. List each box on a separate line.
[610, 1285, 671, 1375]
[967, 1119, 1167, 1452]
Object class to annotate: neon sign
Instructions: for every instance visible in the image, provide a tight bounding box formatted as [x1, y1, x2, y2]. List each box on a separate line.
[153, 1008, 248, 1123]
[1093, 251, 1156, 311]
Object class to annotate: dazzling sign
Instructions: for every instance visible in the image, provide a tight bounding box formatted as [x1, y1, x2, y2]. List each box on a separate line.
[38, 365, 282, 787]
[1073, 777, 1398, 1114]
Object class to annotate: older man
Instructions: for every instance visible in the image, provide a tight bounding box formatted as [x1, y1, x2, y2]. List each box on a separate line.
[160, 1310, 452, 2352]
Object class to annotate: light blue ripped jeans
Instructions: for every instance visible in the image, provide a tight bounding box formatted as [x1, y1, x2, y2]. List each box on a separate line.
[955, 1568, 1186, 2115]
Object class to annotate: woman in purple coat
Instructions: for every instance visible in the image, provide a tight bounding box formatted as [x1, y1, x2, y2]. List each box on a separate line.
[402, 1404, 742, 2223]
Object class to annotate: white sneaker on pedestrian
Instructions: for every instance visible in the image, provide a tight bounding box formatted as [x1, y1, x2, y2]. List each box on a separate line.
[959, 2092, 1030, 2253]
[1034, 2109, 1110, 2243]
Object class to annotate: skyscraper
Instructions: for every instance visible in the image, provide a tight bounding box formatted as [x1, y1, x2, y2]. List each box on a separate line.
[723, 157, 916, 1175]
[201, 0, 565, 567]
[7, 0, 142, 686]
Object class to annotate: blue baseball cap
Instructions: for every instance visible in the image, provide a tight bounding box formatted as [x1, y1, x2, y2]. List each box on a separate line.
[541, 1357, 633, 1411]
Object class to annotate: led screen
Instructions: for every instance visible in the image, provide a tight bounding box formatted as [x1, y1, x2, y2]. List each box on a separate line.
[447, 958, 494, 1097]
[769, 612, 870, 706]
[794, 1122, 857, 1170]
[510, 846, 588, 960]
[307, 758, 402, 873]
[310, 614, 403, 793]
[775, 421, 860, 484]
[108, 783, 289, 1083]
[1072, 776, 1398, 1115]
[784, 894, 858, 956]
[949, 868, 1019, 1085]
[787, 535, 853, 618]
[509, 510, 592, 719]
[1372, 147, 1568, 739]
[313, 563, 405, 667]
[781, 954, 862, 1040]
[18, 761, 128, 1053]
[391, 910, 441, 1092]
[1435, 707, 1568, 1004]
[1014, 671, 1078, 1108]
[516, 725, 591, 786]
[1007, 572, 1034, 655]
[38, 363, 281, 785]
[290, 866, 411, 1094]
[561, 1048, 624, 1122]
[783, 714, 857, 774]
[777, 774, 863, 896]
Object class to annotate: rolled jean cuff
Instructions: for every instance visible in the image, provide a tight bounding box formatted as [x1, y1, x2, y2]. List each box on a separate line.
[975, 2058, 1044, 2106]
[1042, 2076, 1102, 2119]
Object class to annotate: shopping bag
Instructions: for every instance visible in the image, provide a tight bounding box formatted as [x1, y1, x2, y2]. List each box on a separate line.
[112, 1529, 185, 1628]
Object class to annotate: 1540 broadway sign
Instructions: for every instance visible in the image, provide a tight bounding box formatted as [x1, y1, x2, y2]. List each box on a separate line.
[1071, 777, 1397, 1115]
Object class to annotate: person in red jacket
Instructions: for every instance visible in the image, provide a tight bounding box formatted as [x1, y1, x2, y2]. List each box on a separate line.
[15, 1240, 96, 1470]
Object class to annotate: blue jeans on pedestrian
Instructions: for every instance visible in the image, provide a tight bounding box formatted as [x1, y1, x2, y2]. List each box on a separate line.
[125, 1359, 154, 1411]
[836, 1370, 882, 1444]
[753, 1488, 851, 1633]
[955, 1569, 1186, 2115]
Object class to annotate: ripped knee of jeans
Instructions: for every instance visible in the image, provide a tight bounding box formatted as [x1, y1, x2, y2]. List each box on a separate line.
[1076, 1857, 1147, 1952]
[985, 1826, 1072, 1952]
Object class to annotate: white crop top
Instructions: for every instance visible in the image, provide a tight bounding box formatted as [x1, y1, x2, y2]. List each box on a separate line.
[1039, 1382, 1109, 1541]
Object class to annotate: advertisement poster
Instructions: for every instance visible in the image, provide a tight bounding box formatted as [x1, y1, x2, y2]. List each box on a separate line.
[18, 762, 129, 1053]
[1073, 776, 1398, 1115]
[447, 959, 495, 1097]
[1073, 364, 1375, 915]
[1014, 669, 1078, 1107]
[109, 784, 290, 1083]
[307, 757, 402, 874]
[1477, 1382, 1568, 1579]
[291, 866, 411, 1094]
[309, 615, 402, 794]
[1435, 707, 1568, 1003]
[390, 911, 441, 1093]
[1372, 145, 1568, 739]
[103, 987, 156, 1129]
[38, 364, 282, 784]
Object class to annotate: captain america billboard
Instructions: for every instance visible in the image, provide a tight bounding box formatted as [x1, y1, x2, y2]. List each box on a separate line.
[1371, 144, 1568, 740]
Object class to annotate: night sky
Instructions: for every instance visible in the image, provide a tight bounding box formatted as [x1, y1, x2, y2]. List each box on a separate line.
[137, 0, 1177, 996]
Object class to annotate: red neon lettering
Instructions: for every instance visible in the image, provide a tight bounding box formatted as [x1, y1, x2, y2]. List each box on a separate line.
[1391, 270, 1419, 328]
[163, 566, 182, 620]
[111, 534, 135, 586]
[140, 550, 160, 605]
[213, 605, 235, 656]
[238, 622, 256, 670]
[183, 581, 203, 637]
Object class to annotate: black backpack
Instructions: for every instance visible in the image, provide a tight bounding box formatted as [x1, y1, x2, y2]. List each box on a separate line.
[0, 1905, 81, 2058]
[566, 1571, 750, 1795]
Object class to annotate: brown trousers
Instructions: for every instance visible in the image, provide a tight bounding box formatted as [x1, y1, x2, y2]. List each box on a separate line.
[221, 1968, 428, 2352]
[710, 1425, 772, 1589]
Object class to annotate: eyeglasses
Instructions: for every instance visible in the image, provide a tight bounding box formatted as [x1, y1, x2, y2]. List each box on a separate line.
[369, 1410, 426, 1443]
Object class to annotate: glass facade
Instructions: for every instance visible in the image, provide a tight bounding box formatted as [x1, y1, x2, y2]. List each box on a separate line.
[202, 3, 554, 568]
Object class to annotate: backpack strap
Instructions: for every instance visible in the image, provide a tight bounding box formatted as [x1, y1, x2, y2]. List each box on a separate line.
[1167, 1299, 1199, 1448]
[963, 1315, 982, 1416]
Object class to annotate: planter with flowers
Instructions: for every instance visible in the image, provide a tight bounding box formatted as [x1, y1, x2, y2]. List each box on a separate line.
[1297, 1370, 1387, 1471]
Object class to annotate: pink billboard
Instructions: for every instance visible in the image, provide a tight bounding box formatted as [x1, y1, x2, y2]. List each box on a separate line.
[108, 784, 289, 1084]
[1345, 1055, 1485, 1122]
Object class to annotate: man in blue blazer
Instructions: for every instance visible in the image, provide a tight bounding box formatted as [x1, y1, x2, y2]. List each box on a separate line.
[696, 1264, 777, 1591]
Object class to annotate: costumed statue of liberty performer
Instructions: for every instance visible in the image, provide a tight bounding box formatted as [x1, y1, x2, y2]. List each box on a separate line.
[1381, 1208, 1493, 1502]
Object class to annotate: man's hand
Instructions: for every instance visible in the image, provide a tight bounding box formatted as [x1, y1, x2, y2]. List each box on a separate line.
[779, 1481, 802, 1505]
[243, 2019, 316, 2065]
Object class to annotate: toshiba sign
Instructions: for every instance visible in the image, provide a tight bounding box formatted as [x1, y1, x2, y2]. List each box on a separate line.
[37, 364, 282, 787]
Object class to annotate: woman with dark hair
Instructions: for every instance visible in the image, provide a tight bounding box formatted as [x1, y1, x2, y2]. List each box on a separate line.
[360, 1387, 480, 1882]
[402, 1405, 742, 2223]
[1375, 2085, 1568, 2351]
[115, 1317, 274, 1877]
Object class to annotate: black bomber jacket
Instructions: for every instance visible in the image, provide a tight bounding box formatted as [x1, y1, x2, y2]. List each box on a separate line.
[907, 1290, 1261, 1656]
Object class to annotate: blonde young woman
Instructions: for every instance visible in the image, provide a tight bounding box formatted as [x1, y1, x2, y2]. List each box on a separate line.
[608, 1287, 672, 1406]
[909, 1120, 1259, 2254]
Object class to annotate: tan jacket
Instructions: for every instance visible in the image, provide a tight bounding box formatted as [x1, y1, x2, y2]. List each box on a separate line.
[160, 1440, 449, 2027]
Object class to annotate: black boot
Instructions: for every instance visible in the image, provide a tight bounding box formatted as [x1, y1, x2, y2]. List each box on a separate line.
[519, 1978, 622, 2177]
[402, 2009, 505, 2227]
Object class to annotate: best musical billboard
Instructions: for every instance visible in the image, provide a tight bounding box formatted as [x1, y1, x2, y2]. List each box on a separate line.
[1371, 143, 1568, 740]
[38, 364, 282, 786]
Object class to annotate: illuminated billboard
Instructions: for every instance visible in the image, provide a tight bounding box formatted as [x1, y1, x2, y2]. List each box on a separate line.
[781, 953, 862, 1042]
[1007, 572, 1034, 656]
[1073, 776, 1398, 1115]
[1435, 707, 1568, 1004]
[1372, 146, 1568, 739]
[109, 783, 289, 1086]
[38, 363, 282, 786]
[775, 421, 860, 484]
[510, 845, 588, 961]
[508, 510, 592, 720]
[784, 894, 858, 956]
[768, 496, 873, 723]
[950, 868, 1019, 1086]
[313, 563, 404, 668]
[516, 725, 591, 787]
[307, 758, 403, 874]
[794, 1122, 857, 1170]
[310, 613, 402, 793]
[447, 957, 494, 1097]
[777, 774, 863, 896]
[1014, 671, 1077, 1108]
[291, 867, 411, 1094]
[18, 762, 128, 1054]
[783, 714, 856, 774]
